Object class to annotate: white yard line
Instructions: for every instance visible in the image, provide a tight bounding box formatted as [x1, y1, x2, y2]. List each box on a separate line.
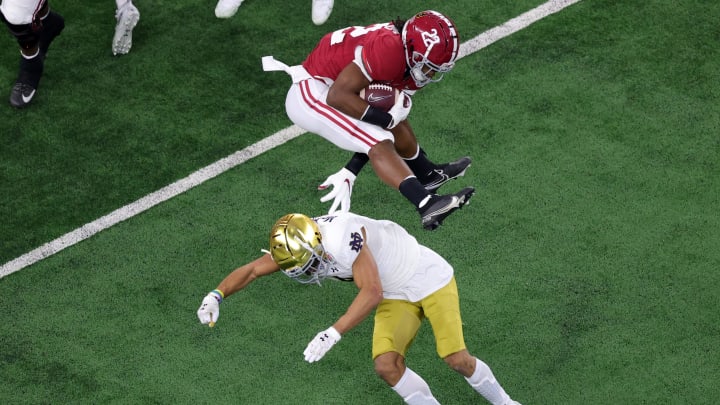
[1, 0, 582, 279]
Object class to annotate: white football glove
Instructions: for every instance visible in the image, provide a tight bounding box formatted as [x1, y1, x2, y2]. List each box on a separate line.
[197, 291, 222, 327]
[303, 326, 341, 363]
[318, 167, 355, 214]
[387, 92, 412, 129]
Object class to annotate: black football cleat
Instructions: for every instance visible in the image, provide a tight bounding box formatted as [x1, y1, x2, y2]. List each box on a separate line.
[9, 82, 37, 108]
[10, 53, 44, 108]
[419, 187, 475, 230]
[423, 157, 472, 192]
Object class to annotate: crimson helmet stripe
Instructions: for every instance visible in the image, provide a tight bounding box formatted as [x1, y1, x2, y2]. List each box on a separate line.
[298, 80, 382, 147]
[430, 10, 459, 64]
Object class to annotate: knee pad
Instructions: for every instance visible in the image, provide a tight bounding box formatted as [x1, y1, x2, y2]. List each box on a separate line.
[2, 13, 40, 51]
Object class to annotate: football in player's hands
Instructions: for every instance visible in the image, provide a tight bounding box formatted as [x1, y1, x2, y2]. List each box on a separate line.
[359, 83, 400, 112]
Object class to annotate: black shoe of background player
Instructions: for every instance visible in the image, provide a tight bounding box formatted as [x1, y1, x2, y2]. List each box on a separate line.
[10, 57, 44, 108]
[10, 11, 65, 108]
[418, 187, 475, 231]
[422, 157, 472, 193]
[10, 82, 38, 108]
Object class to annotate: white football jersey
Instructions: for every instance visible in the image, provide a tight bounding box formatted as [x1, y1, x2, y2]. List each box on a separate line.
[314, 212, 453, 302]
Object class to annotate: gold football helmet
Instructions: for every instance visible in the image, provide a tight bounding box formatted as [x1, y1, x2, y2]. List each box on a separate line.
[269, 213, 332, 285]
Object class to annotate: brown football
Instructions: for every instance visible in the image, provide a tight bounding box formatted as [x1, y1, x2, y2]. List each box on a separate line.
[359, 83, 399, 112]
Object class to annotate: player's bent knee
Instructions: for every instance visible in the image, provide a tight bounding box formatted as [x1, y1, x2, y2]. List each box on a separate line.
[443, 350, 475, 376]
[374, 352, 405, 385]
[2, 18, 40, 50]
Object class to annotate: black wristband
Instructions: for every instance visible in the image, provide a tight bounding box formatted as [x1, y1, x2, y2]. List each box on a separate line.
[344, 153, 369, 175]
[360, 106, 393, 129]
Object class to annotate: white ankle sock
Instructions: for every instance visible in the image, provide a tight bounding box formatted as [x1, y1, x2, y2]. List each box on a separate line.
[392, 367, 440, 405]
[465, 358, 513, 405]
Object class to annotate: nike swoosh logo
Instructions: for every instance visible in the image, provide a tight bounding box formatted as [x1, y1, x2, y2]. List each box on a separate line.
[424, 170, 450, 188]
[367, 93, 391, 103]
[22, 89, 36, 104]
[421, 196, 460, 221]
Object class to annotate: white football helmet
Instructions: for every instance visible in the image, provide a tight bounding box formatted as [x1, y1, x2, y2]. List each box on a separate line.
[269, 213, 334, 285]
[401, 10, 460, 87]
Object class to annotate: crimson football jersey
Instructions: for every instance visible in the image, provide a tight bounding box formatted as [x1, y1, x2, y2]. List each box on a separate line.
[302, 22, 420, 91]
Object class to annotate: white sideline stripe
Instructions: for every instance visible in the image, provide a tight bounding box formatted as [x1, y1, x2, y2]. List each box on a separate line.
[458, 0, 581, 60]
[1, 0, 581, 279]
[0, 125, 305, 278]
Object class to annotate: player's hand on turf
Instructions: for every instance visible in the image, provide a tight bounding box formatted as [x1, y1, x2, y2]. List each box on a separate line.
[303, 326, 341, 362]
[197, 291, 222, 326]
[387, 92, 412, 129]
[318, 168, 355, 214]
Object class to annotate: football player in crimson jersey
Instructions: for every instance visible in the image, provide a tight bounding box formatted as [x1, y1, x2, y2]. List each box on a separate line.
[197, 212, 522, 405]
[1, 0, 64, 107]
[268, 10, 474, 231]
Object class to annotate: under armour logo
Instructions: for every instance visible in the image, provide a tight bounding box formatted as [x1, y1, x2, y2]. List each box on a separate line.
[421, 29, 440, 48]
[348, 232, 364, 252]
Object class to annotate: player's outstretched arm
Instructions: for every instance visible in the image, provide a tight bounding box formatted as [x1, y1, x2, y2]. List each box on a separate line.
[216, 254, 280, 297]
[197, 254, 280, 327]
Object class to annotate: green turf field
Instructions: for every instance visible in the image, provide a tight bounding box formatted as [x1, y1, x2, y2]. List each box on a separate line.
[1, 0, 719, 403]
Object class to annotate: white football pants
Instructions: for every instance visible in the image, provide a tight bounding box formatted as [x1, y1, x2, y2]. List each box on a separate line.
[1, 0, 45, 24]
[285, 77, 394, 154]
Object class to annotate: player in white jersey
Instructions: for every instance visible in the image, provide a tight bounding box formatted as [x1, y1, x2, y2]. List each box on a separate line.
[197, 212, 521, 405]
[1, 0, 64, 107]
